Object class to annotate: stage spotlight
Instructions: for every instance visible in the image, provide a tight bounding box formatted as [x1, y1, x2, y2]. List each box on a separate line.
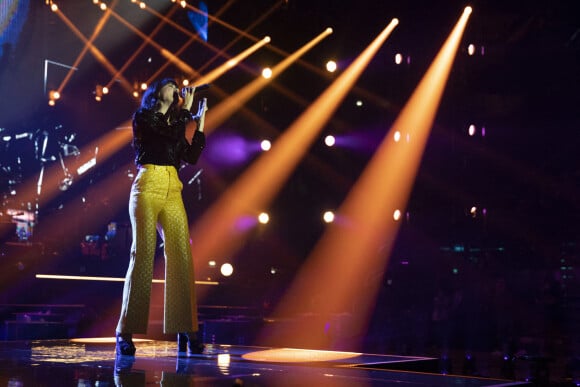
[468, 44, 476, 56]
[326, 60, 337, 73]
[49, 90, 60, 100]
[140, 82, 147, 90]
[468, 124, 476, 136]
[132, 91, 139, 98]
[260, 139, 271, 151]
[220, 263, 234, 277]
[258, 212, 269, 224]
[102, 86, 109, 94]
[355, 100, 363, 107]
[470, 206, 477, 217]
[324, 135, 335, 147]
[99, 3, 107, 11]
[395, 53, 411, 65]
[139, 2, 146, 9]
[393, 209, 402, 221]
[262, 67, 272, 79]
[393, 131, 401, 142]
[395, 53, 403, 64]
[323, 211, 335, 223]
[208, 260, 216, 267]
[48, 99, 56, 106]
[180, 1, 187, 8]
[50, 4, 58, 12]
[464, 6, 473, 15]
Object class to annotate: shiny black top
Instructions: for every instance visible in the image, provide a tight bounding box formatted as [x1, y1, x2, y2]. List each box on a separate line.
[132, 108, 205, 169]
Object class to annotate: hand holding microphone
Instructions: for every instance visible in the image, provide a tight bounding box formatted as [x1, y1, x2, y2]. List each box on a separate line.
[180, 83, 210, 98]
[180, 84, 210, 114]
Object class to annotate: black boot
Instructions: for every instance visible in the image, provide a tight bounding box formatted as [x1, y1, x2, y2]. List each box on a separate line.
[177, 332, 205, 356]
[116, 332, 136, 356]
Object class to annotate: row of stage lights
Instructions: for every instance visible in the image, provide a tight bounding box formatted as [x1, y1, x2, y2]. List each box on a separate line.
[46, 0, 191, 12]
[44, 2, 483, 105]
[46, 40, 484, 104]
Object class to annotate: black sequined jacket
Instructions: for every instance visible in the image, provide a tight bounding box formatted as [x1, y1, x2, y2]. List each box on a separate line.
[132, 108, 205, 168]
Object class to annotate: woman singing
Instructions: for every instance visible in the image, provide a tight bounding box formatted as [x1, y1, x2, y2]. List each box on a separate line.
[116, 78, 208, 357]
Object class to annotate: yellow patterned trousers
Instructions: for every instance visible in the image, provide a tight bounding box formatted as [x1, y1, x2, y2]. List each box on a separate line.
[116, 164, 198, 334]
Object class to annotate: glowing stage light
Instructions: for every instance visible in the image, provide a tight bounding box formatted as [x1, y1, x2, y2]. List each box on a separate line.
[468, 124, 476, 136]
[355, 100, 363, 107]
[100, 3, 107, 11]
[326, 60, 337, 73]
[323, 211, 335, 223]
[140, 82, 147, 90]
[140, 2, 146, 9]
[102, 86, 109, 94]
[393, 209, 402, 221]
[208, 260, 216, 267]
[395, 53, 403, 64]
[260, 139, 271, 151]
[324, 135, 335, 147]
[262, 67, 273, 79]
[220, 263, 234, 277]
[470, 206, 477, 217]
[393, 131, 401, 142]
[464, 6, 473, 15]
[132, 91, 139, 98]
[49, 90, 60, 100]
[50, 4, 58, 12]
[258, 212, 270, 224]
[48, 100, 56, 106]
[468, 43, 475, 56]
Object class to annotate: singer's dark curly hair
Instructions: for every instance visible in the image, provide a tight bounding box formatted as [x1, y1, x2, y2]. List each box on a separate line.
[139, 78, 178, 112]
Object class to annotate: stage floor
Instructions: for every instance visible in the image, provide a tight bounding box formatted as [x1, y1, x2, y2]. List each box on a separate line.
[0, 339, 530, 386]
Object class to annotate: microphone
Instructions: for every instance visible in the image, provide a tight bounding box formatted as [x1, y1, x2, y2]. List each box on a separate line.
[181, 84, 210, 97]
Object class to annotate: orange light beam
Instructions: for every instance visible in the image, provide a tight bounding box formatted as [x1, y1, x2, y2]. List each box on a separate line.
[189, 20, 398, 295]
[105, 4, 179, 91]
[55, 0, 117, 96]
[203, 27, 335, 134]
[170, 36, 271, 85]
[197, 0, 284, 74]
[50, 7, 134, 95]
[258, 8, 473, 351]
